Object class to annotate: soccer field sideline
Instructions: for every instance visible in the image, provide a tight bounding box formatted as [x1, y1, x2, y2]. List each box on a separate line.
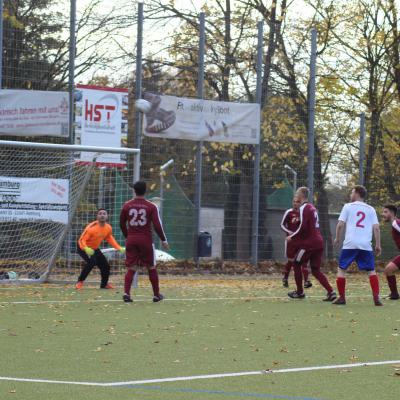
[0, 359, 399, 388]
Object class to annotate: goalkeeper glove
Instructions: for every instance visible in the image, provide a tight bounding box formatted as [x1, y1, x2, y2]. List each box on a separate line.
[119, 247, 126, 254]
[84, 246, 95, 256]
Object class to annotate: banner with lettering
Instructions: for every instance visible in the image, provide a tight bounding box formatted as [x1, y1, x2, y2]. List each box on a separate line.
[142, 92, 260, 144]
[0, 89, 69, 137]
[75, 85, 128, 166]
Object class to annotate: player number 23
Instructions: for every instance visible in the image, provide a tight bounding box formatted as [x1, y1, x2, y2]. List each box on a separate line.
[129, 208, 147, 226]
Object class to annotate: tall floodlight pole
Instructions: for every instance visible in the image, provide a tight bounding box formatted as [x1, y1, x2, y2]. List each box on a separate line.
[359, 112, 366, 186]
[251, 21, 263, 266]
[135, 1, 144, 150]
[0, 0, 3, 88]
[194, 12, 205, 266]
[69, 0, 76, 144]
[307, 28, 317, 201]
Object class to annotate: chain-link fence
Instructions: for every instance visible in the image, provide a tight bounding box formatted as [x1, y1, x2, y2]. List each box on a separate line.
[1, 0, 399, 284]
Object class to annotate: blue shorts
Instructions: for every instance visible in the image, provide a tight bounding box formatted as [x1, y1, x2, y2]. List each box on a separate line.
[339, 249, 375, 271]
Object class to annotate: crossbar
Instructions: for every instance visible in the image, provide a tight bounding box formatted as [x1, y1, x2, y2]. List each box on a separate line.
[0, 140, 140, 155]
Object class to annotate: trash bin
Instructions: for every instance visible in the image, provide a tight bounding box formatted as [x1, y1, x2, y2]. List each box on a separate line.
[197, 231, 212, 257]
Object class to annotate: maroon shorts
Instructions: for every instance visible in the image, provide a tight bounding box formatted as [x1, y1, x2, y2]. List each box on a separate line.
[391, 255, 400, 269]
[125, 238, 155, 268]
[295, 248, 323, 270]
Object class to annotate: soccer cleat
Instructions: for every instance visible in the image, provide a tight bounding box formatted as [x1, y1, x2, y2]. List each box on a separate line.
[153, 293, 164, 303]
[374, 298, 383, 306]
[282, 279, 289, 288]
[387, 293, 400, 300]
[332, 297, 346, 305]
[75, 281, 84, 290]
[287, 291, 305, 299]
[323, 291, 337, 302]
[304, 280, 313, 289]
[123, 294, 133, 303]
[101, 283, 114, 289]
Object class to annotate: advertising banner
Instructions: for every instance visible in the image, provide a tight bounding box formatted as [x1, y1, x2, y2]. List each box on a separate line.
[0, 177, 69, 224]
[142, 92, 260, 144]
[0, 89, 69, 137]
[75, 85, 128, 166]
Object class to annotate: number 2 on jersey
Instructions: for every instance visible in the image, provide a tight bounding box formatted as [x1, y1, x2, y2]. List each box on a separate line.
[129, 208, 147, 226]
[356, 211, 365, 228]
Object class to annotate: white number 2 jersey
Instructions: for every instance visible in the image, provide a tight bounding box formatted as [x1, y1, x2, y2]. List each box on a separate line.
[338, 201, 379, 250]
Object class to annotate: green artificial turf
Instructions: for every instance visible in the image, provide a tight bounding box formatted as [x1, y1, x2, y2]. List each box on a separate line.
[0, 275, 399, 399]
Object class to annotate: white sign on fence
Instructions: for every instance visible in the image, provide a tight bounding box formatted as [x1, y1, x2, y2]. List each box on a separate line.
[142, 93, 260, 144]
[0, 177, 69, 224]
[75, 85, 128, 166]
[0, 89, 69, 137]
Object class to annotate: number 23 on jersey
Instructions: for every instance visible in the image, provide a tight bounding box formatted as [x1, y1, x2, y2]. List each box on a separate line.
[129, 208, 147, 226]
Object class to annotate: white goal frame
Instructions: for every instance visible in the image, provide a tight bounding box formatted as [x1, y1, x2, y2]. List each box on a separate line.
[0, 140, 140, 284]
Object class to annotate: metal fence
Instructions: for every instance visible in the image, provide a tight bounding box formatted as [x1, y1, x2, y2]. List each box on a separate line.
[0, 0, 398, 278]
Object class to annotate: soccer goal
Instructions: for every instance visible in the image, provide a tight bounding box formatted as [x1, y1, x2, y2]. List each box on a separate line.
[0, 140, 140, 284]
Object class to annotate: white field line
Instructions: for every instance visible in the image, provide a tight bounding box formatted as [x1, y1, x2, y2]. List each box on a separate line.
[0, 294, 375, 305]
[0, 360, 399, 387]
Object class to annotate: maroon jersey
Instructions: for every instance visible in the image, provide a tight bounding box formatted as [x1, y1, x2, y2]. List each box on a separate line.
[391, 219, 400, 249]
[281, 209, 300, 235]
[290, 203, 323, 250]
[119, 198, 167, 242]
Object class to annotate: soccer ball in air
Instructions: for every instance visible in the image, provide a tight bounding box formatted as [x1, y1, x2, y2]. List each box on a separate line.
[135, 99, 151, 113]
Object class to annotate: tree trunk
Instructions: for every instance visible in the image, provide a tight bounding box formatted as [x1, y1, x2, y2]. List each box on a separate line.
[364, 110, 380, 194]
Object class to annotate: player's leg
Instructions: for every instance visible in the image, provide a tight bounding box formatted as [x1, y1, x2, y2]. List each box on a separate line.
[282, 261, 292, 287]
[76, 243, 96, 289]
[288, 249, 307, 299]
[384, 257, 400, 300]
[123, 243, 139, 302]
[96, 250, 112, 289]
[309, 249, 336, 301]
[143, 243, 163, 302]
[357, 250, 382, 306]
[283, 242, 295, 287]
[302, 263, 312, 288]
[332, 249, 355, 304]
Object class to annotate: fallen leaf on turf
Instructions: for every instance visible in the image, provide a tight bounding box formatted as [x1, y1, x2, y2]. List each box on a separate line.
[94, 347, 102, 352]
[9, 390, 16, 393]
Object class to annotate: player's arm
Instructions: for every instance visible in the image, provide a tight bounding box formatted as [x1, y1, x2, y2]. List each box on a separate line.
[288, 205, 308, 240]
[151, 206, 168, 249]
[334, 205, 348, 247]
[119, 207, 128, 238]
[392, 219, 400, 233]
[334, 221, 345, 247]
[373, 224, 381, 256]
[105, 227, 125, 253]
[280, 210, 293, 235]
[78, 224, 95, 256]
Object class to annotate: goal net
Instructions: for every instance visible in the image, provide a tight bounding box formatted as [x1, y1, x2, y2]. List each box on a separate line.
[0, 140, 139, 284]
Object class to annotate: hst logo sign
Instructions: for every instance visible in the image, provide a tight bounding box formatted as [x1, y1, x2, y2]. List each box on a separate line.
[84, 94, 119, 122]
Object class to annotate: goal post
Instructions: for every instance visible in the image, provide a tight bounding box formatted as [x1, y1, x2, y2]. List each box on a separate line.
[0, 140, 140, 284]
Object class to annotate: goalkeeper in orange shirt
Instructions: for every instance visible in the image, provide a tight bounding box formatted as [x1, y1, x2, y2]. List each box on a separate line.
[75, 209, 125, 290]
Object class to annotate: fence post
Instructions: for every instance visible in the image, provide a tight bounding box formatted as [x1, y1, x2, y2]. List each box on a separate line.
[194, 12, 205, 266]
[0, 0, 3, 88]
[251, 21, 264, 266]
[135, 2, 144, 151]
[69, 0, 76, 144]
[359, 112, 365, 186]
[307, 28, 317, 201]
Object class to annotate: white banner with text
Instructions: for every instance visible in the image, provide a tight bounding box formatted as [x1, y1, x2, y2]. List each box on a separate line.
[142, 93, 260, 144]
[0, 89, 69, 137]
[0, 177, 69, 224]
